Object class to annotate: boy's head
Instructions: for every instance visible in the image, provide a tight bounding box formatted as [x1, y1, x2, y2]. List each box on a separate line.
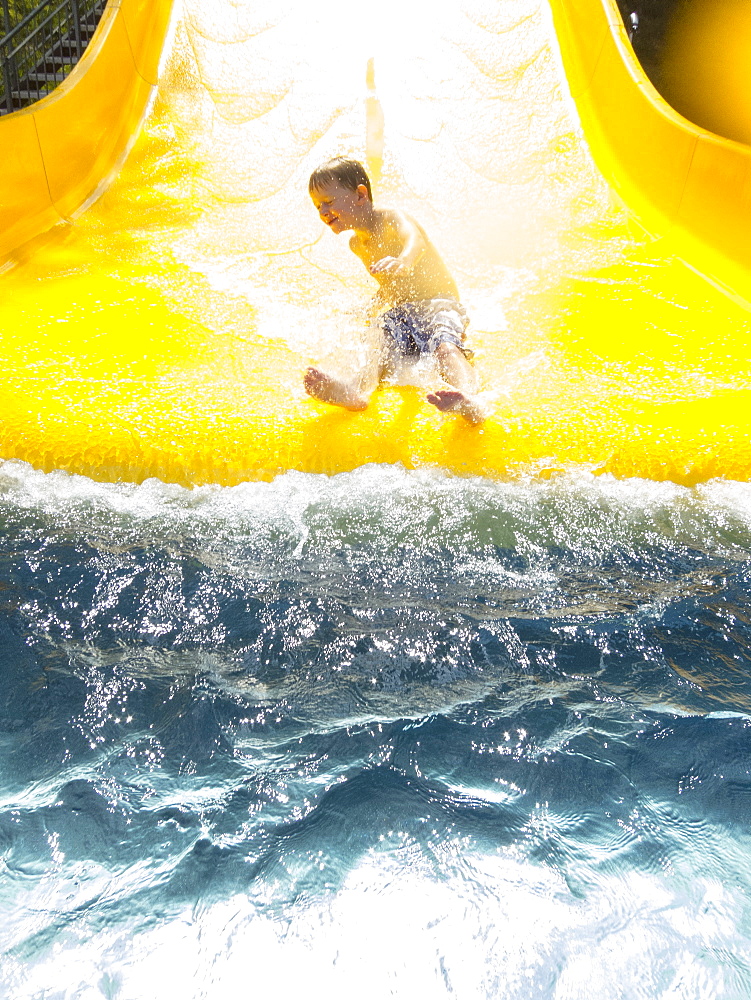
[308, 157, 372, 202]
[309, 157, 373, 234]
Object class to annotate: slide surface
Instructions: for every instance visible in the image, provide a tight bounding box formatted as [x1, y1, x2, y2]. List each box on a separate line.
[1, 0, 750, 486]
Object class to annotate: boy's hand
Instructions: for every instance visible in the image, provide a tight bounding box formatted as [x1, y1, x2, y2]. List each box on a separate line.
[369, 255, 408, 275]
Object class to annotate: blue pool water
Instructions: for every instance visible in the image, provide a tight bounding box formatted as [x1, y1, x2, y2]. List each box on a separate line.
[2, 459, 751, 998]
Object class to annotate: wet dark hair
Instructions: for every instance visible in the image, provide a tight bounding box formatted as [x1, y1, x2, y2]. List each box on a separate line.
[308, 156, 373, 201]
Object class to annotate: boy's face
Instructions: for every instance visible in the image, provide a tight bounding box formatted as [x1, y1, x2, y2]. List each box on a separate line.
[310, 181, 370, 234]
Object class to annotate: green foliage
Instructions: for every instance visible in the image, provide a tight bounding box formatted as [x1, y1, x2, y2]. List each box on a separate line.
[3, 1, 43, 34]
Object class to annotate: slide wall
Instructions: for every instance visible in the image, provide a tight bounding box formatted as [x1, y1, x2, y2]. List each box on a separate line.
[548, 0, 751, 304]
[0, 0, 173, 261]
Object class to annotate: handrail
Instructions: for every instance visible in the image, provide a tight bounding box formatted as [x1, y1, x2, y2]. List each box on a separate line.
[3, 1, 64, 44]
[5, 2, 71, 56]
[0, 0, 104, 114]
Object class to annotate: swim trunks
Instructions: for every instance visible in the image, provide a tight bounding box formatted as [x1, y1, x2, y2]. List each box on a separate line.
[378, 298, 472, 358]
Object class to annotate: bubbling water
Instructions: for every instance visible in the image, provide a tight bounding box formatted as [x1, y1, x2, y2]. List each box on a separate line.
[2, 460, 751, 996]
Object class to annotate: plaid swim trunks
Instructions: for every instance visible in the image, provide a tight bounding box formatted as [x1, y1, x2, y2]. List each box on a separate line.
[378, 298, 471, 358]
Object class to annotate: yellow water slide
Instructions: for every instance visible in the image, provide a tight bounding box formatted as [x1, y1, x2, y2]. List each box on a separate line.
[1, 0, 750, 486]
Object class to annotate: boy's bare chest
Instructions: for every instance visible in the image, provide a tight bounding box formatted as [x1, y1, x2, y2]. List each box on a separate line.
[358, 228, 402, 265]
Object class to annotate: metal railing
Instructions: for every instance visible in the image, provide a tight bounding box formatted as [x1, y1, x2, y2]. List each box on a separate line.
[1, 0, 105, 114]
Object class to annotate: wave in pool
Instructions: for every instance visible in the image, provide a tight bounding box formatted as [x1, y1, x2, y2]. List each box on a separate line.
[2, 460, 751, 998]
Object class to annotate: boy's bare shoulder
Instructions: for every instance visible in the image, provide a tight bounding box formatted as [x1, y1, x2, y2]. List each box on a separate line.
[376, 205, 413, 232]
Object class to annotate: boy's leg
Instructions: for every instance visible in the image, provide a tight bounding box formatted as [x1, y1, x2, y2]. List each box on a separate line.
[435, 341, 477, 394]
[427, 342, 486, 425]
[303, 368, 369, 410]
[304, 342, 389, 411]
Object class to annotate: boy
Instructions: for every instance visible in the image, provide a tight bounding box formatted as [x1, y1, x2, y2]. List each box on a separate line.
[304, 156, 486, 425]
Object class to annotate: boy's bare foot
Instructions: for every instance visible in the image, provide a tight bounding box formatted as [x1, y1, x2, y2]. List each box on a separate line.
[304, 367, 368, 411]
[426, 389, 487, 426]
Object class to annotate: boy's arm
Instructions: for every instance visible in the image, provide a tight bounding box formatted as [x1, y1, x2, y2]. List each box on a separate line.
[369, 212, 425, 276]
